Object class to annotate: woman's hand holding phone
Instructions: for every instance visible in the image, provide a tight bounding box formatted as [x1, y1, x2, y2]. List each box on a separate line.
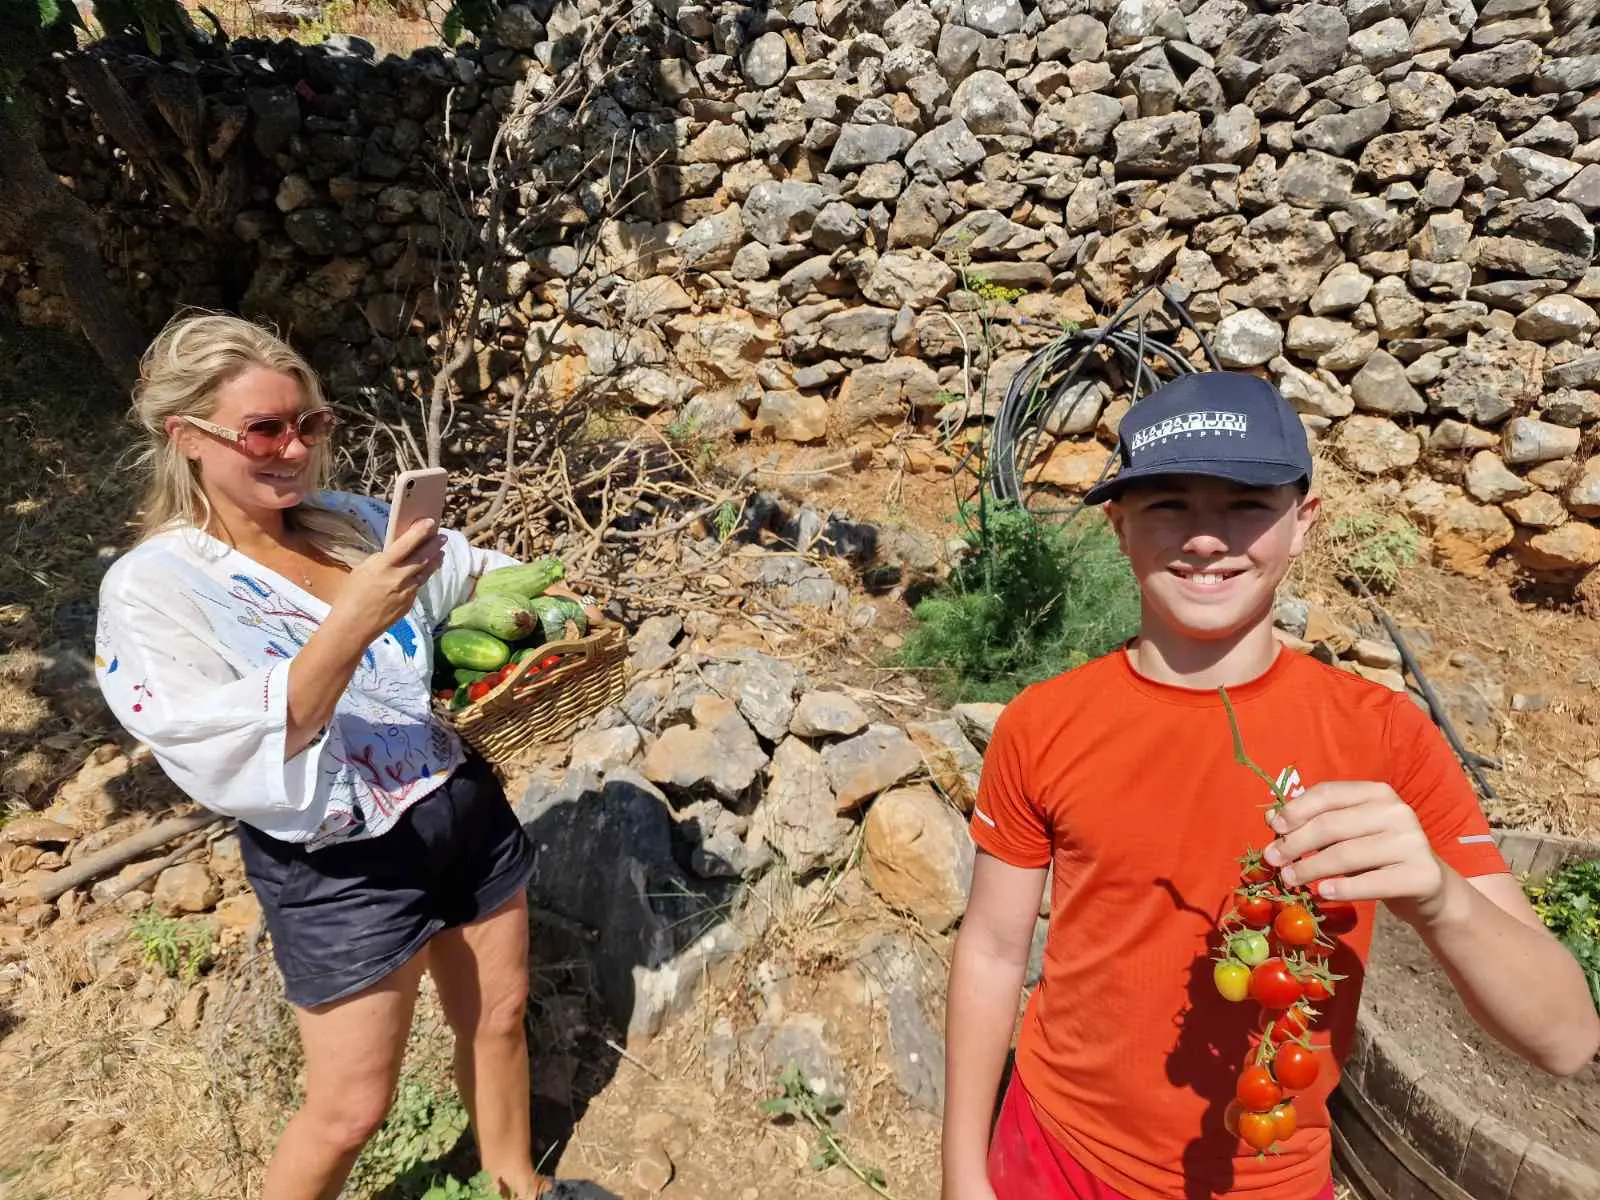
[333, 520, 446, 644]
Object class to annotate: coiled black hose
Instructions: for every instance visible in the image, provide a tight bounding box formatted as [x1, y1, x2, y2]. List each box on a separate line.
[984, 283, 1221, 517]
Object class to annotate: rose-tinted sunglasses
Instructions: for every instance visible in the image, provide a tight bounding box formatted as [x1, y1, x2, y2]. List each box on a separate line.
[182, 408, 338, 459]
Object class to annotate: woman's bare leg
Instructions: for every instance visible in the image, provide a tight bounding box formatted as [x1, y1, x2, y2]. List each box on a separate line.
[263, 951, 428, 1200]
[428, 890, 547, 1198]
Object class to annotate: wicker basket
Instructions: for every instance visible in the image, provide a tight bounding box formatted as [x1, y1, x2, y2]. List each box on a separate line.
[436, 620, 630, 766]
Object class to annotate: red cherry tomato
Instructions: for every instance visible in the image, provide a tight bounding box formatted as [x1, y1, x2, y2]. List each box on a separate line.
[1274, 1042, 1321, 1092]
[1239, 849, 1274, 885]
[1248, 959, 1303, 1009]
[1236, 891, 1275, 928]
[1302, 973, 1334, 1004]
[1269, 1101, 1297, 1142]
[1318, 899, 1360, 934]
[1302, 937, 1335, 962]
[540, 653, 563, 669]
[1263, 1003, 1312, 1046]
[1236, 1065, 1282, 1112]
[467, 680, 492, 703]
[1273, 903, 1319, 948]
[1239, 1109, 1277, 1151]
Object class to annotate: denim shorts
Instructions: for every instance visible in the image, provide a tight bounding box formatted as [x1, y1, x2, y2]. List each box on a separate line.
[236, 755, 535, 1009]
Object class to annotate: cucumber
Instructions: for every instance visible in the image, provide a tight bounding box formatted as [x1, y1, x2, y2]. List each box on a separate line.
[439, 628, 510, 671]
[476, 558, 565, 602]
[453, 667, 489, 687]
[512, 645, 542, 664]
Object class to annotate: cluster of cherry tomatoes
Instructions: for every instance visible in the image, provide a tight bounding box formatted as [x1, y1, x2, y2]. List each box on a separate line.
[435, 651, 566, 707]
[1212, 846, 1346, 1155]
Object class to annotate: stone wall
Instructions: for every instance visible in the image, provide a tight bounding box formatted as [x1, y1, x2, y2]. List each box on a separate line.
[6, 0, 1600, 583]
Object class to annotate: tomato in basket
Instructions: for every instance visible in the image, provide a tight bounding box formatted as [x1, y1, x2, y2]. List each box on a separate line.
[467, 680, 493, 703]
[540, 654, 563, 670]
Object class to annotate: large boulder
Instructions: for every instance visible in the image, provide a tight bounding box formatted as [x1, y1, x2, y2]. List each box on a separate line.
[750, 738, 854, 876]
[1218, 206, 1341, 312]
[1337, 416, 1421, 475]
[518, 767, 741, 1042]
[822, 725, 924, 814]
[641, 696, 769, 803]
[861, 786, 975, 931]
[834, 358, 943, 435]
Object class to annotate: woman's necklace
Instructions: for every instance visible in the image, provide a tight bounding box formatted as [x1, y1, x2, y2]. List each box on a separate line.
[280, 532, 317, 590]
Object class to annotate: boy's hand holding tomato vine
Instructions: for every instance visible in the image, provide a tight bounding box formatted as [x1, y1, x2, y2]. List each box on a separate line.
[1263, 781, 1450, 922]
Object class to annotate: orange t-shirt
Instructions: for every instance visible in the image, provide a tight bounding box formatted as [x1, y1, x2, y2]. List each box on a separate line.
[970, 646, 1508, 1200]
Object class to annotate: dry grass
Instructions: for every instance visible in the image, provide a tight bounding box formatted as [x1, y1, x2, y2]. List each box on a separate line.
[548, 865, 945, 1199]
[0, 917, 466, 1200]
[0, 324, 133, 648]
[0, 921, 259, 1199]
[179, 1, 442, 58]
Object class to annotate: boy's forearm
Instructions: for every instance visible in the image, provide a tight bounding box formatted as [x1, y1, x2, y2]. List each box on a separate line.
[942, 932, 1028, 1189]
[1401, 866, 1600, 1076]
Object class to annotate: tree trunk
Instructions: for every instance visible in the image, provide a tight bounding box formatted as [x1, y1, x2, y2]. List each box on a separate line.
[0, 103, 147, 390]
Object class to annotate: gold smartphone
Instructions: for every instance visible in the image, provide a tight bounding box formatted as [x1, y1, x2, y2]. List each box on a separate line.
[384, 467, 448, 548]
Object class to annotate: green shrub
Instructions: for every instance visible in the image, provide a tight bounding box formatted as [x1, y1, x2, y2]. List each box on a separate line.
[346, 1074, 471, 1198]
[1328, 511, 1421, 594]
[420, 1172, 502, 1200]
[1526, 857, 1600, 1013]
[897, 503, 1140, 704]
[130, 911, 213, 984]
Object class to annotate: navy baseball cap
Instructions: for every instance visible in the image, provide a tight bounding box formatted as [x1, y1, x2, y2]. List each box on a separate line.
[1084, 372, 1313, 505]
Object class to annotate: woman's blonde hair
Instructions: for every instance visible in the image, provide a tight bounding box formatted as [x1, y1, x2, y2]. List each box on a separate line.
[131, 310, 377, 566]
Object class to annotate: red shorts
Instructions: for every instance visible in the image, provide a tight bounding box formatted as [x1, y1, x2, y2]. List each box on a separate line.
[987, 1074, 1336, 1200]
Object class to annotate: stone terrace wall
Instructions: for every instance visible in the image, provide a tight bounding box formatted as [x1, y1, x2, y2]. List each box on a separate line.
[5, 0, 1600, 584]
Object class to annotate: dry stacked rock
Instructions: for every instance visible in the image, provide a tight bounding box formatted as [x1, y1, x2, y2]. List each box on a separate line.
[4, 0, 1600, 583]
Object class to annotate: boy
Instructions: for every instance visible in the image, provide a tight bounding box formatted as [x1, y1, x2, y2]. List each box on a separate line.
[941, 372, 1599, 1200]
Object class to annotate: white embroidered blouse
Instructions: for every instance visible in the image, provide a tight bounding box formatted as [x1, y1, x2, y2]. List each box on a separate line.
[94, 491, 517, 849]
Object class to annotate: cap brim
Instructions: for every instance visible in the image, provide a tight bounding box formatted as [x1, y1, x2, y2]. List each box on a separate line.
[1083, 460, 1309, 506]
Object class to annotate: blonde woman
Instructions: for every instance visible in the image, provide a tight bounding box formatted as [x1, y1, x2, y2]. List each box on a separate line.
[95, 312, 592, 1200]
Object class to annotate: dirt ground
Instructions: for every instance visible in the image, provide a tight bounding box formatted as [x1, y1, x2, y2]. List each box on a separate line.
[3, 319, 1597, 1199]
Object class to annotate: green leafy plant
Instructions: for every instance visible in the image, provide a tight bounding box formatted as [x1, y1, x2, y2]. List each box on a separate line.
[1526, 857, 1600, 1013]
[421, 1171, 502, 1200]
[897, 503, 1140, 704]
[966, 273, 1026, 307]
[714, 499, 740, 542]
[760, 1063, 895, 1198]
[664, 410, 718, 472]
[130, 910, 213, 983]
[293, 0, 358, 45]
[346, 1074, 472, 1198]
[441, 0, 503, 45]
[1328, 511, 1421, 594]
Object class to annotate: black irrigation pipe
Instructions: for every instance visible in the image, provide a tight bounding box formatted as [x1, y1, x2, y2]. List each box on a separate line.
[1364, 595, 1503, 806]
[985, 283, 1221, 522]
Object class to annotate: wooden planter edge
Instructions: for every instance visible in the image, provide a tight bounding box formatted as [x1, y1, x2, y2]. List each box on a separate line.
[1332, 828, 1600, 1200]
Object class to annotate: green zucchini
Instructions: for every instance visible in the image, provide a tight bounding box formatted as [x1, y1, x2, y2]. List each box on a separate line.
[476, 558, 565, 602]
[446, 595, 537, 642]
